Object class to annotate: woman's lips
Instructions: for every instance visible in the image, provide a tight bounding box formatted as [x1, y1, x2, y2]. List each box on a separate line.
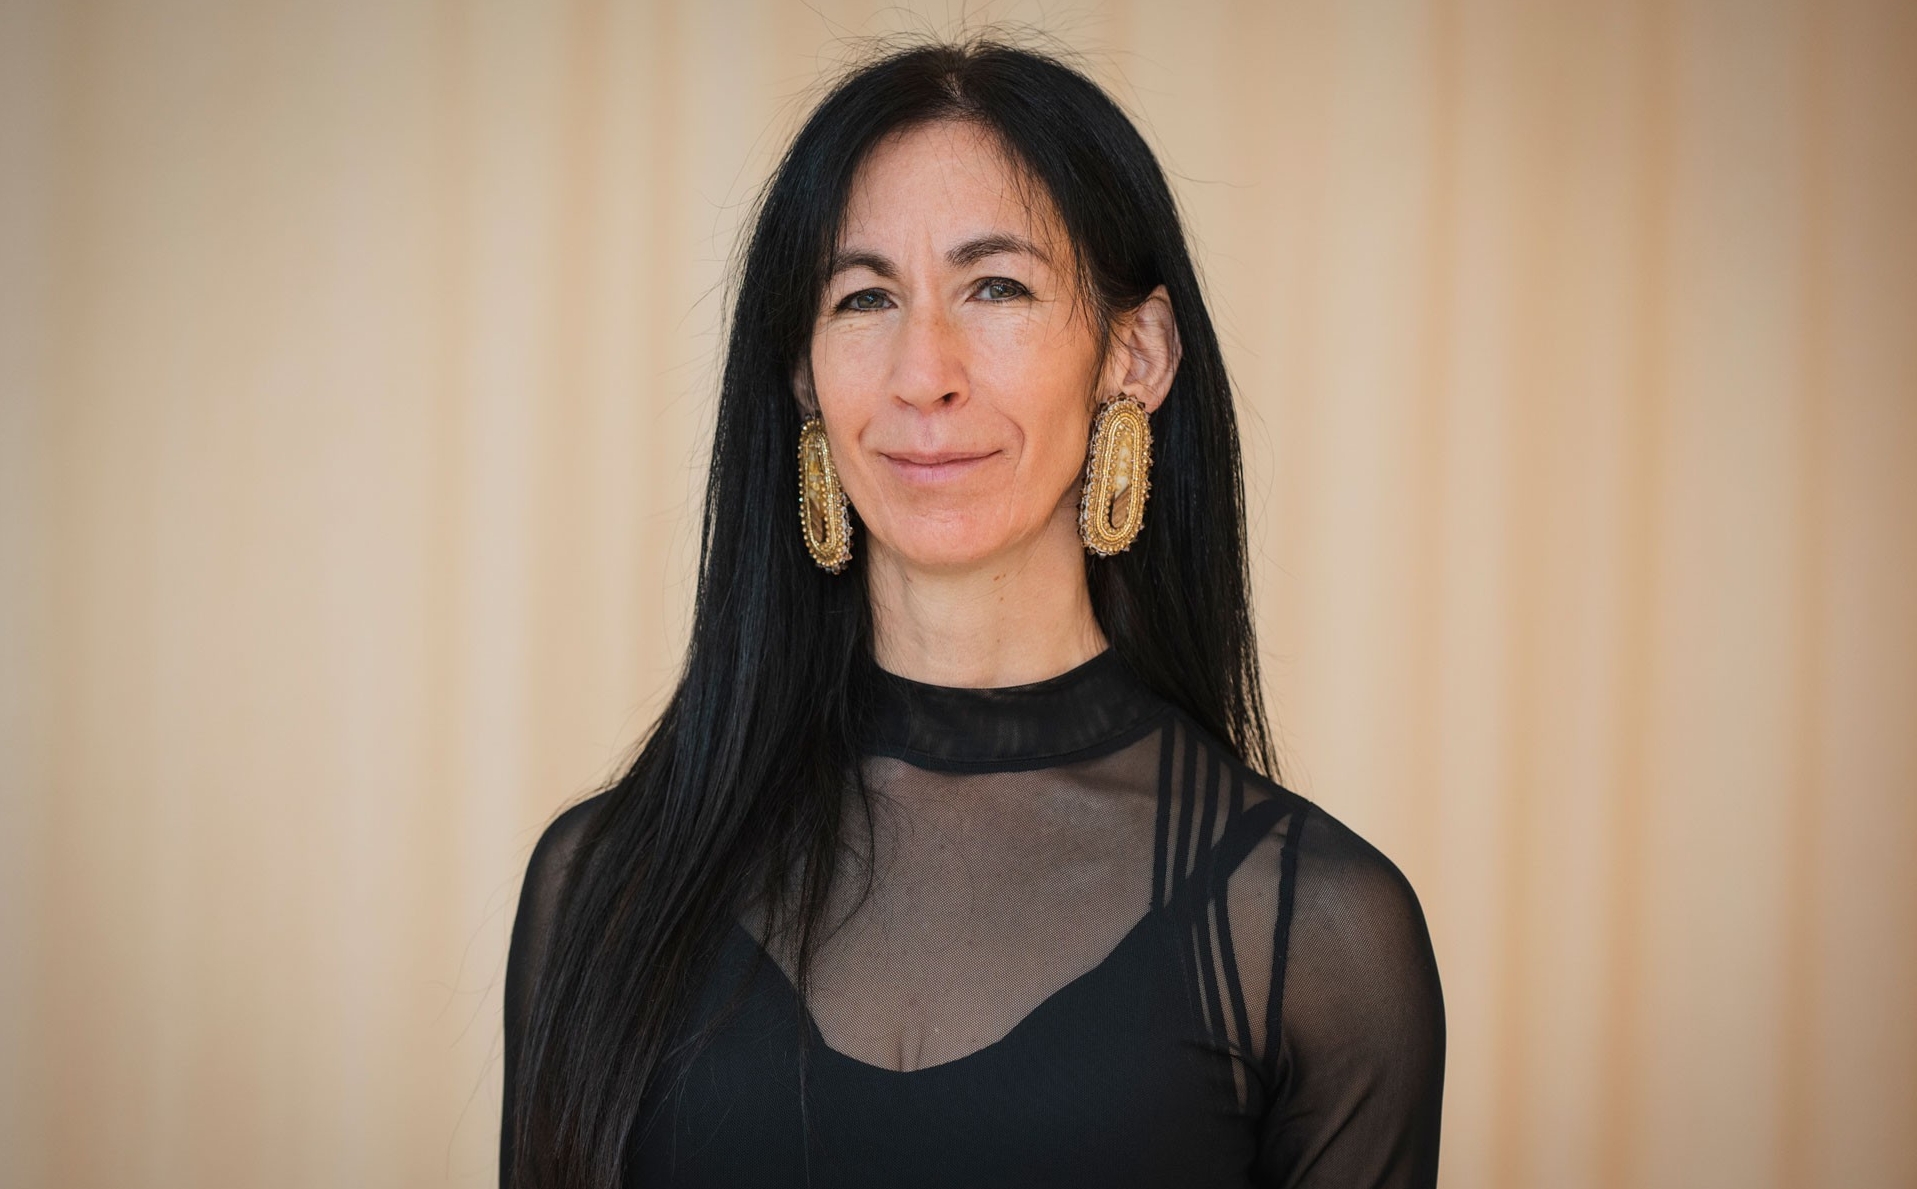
[878, 449, 1000, 485]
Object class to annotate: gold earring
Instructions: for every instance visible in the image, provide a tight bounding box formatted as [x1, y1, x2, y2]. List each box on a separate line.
[1078, 394, 1153, 556]
[797, 417, 853, 573]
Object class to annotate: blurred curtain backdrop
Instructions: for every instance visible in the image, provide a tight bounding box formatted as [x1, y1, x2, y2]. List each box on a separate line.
[2, 1, 1912, 1187]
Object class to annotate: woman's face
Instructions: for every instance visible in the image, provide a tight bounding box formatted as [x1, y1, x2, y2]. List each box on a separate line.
[803, 120, 1111, 571]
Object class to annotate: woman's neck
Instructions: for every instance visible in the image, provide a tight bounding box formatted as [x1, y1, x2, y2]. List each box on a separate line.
[864, 516, 1107, 689]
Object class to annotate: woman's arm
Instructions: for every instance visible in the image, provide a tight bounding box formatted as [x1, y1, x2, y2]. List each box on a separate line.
[500, 796, 604, 1189]
[1256, 805, 1446, 1188]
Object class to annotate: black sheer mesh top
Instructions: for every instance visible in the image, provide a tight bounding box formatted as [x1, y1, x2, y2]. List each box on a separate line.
[503, 649, 1444, 1187]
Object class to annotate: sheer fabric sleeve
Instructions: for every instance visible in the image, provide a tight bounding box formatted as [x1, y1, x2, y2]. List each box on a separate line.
[500, 794, 605, 1189]
[1255, 804, 1445, 1188]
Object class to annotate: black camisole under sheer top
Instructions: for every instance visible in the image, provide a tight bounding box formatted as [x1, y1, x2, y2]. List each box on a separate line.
[502, 648, 1445, 1187]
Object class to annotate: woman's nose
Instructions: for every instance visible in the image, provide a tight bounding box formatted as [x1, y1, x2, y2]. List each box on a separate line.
[890, 300, 966, 410]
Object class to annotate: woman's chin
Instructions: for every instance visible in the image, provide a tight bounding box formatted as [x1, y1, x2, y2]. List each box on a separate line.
[862, 512, 1043, 573]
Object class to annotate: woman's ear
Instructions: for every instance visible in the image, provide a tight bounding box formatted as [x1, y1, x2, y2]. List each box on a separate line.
[790, 356, 820, 418]
[1101, 284, 1182, 413]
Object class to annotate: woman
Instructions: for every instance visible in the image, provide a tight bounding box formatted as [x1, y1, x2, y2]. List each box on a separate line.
[502, 38, 1443, 1189]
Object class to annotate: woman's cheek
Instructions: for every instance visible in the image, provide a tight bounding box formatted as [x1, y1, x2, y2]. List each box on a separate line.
[964, 307, 1049, 357]
[812, 333, 891, 409]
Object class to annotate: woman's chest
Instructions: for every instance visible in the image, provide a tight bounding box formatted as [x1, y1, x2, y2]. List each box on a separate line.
[626, 913, 1265, 1188]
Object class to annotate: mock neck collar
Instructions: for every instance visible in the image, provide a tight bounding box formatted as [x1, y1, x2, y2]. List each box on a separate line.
[863, 647, 1168, 771]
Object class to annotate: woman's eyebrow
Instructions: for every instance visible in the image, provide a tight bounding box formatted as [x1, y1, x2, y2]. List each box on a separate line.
[828, 250, 898, 281]
[946, 232, 1049, 268]
[827, 233, 1050, 281]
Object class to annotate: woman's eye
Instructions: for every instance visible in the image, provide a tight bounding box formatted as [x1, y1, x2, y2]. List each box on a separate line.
[837, 289, 891, 312]
[977, 278, 1029, 301]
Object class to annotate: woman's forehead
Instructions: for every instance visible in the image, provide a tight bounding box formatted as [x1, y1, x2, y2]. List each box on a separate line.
[838, 120, 1065, 255]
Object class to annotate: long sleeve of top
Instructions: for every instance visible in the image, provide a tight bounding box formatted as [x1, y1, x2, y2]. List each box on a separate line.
[502, 649, 1444, 1187]
[500, 799, 595, 1188]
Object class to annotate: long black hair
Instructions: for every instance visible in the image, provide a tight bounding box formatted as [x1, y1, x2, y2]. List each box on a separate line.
[506, 36, 1276, 1188]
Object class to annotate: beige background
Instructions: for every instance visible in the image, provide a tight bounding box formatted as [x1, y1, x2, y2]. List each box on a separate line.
[3, 1, 1914, 1187]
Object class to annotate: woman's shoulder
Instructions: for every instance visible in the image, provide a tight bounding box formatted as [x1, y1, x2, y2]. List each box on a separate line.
[1243, 783, 1442, 1064]
[1282, 798, 1435, 989]
[1153, 712, 1441, 1109]
[1167, 709, 1432, 960]
[1182, 760, 1445, 1180]
[521, 789, 615, 903]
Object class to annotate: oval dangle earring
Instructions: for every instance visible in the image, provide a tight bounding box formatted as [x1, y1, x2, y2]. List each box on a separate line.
[797, 416, 853, 573]
[1078, 394, 1153, 556]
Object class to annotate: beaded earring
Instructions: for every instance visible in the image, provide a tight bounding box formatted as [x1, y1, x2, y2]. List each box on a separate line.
[1078, 394, 1152, 556]
[797, 416, 853, 573]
